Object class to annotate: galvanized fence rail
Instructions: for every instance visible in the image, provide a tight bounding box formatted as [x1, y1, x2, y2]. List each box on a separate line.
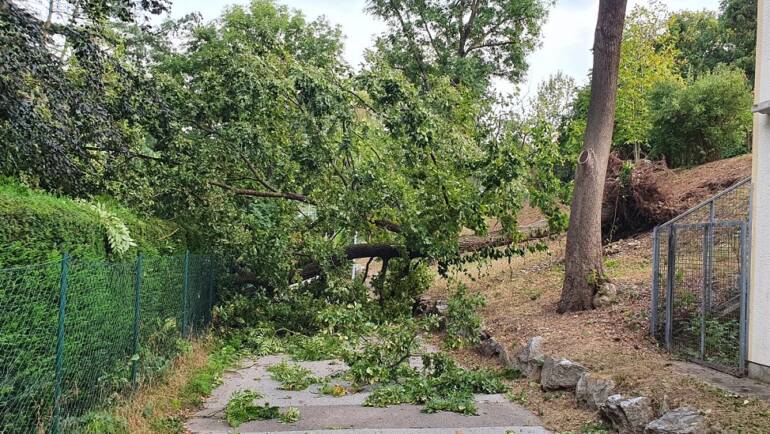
[651, 178, 751, 376]
[0, 251, 217, 433]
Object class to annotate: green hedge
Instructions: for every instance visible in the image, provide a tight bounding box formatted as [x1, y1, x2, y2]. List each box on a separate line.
[0, 181, 185, 266]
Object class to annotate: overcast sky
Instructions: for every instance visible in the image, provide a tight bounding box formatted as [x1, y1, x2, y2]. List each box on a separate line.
[167, 0, 721, 96]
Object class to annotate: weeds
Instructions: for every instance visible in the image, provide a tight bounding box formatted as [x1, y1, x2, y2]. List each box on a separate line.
[279, 407, 301, 423]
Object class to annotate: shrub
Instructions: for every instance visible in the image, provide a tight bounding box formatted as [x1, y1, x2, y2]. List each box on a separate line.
[649, 66, 752, 167]
[0, 180, 184, 266]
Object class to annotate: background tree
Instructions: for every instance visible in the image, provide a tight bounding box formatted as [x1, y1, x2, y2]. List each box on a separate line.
[720, 0, 757, 84]
[667, 10, 726, 78]
[0, 0, 171, 194]
[559, 0, 627, 313]
[365, 0, 550, 93]
[614, 1, 679, 161]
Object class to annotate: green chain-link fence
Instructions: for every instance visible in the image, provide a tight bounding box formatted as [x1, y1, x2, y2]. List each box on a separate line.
[0, 251, 217, 433]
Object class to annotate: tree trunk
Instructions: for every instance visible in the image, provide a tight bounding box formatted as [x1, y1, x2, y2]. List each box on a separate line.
[558, 0, 627, 313]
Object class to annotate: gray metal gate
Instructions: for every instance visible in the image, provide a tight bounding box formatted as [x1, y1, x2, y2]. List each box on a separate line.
[651, 179, 751, 376]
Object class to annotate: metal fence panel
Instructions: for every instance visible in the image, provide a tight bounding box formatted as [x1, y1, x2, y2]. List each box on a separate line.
[0, 251, 217, 433]
[651, 179, 751, 376]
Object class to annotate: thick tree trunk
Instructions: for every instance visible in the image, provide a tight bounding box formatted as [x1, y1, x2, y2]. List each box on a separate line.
[558, 0, 627, 313]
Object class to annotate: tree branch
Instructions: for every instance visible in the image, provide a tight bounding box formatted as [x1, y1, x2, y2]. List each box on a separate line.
[211, 181, 315, 204]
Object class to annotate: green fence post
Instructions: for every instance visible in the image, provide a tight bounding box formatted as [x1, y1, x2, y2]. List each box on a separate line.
[52, 252, 70, 434]
[182, 250, 190, 337]
[130, 253, 143, 388]
[207, 256, 215, 325]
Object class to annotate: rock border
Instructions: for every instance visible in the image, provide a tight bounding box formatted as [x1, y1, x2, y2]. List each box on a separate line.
[474, 334, 709, 434]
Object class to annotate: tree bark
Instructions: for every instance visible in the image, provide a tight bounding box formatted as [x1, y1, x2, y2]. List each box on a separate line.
[558, 0, 627, 313]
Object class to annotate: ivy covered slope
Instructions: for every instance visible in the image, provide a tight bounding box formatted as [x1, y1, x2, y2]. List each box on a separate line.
[0, 181, 185, 266]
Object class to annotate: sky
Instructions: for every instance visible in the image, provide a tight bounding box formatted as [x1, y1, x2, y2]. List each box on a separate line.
[167, 0, 722, 96]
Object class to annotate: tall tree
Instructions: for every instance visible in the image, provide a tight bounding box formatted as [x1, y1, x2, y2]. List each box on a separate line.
[614, 1, 679, 161]
[366, 0, 550, 93]
[558, 0, 627, 313]
[720, 0, 757, 84]
[0, 1, 171, 194]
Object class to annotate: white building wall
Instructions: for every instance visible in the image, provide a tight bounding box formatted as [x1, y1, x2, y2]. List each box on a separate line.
[749, 0, 770, 379]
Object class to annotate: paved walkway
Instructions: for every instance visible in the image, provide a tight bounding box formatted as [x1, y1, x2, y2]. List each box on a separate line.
[185, 354, 550, 434]
[674, 361, 770, 401]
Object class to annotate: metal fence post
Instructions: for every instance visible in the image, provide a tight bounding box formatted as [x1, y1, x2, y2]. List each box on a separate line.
[651, 226, 660, 338]
[130, 253, 143, 387]
[52, 252, 70, 434]
[182, 250, 190, 337]
[739, 223, 749, 374]
[206, 256, 215, 325]
[665, 227, 677, 351]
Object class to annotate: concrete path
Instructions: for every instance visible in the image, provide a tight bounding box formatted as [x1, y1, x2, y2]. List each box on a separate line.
[674, 361, 770, 401]
[185, 354, 550, 434]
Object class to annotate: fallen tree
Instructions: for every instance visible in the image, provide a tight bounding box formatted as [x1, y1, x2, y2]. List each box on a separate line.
[297, 222, 551, 280]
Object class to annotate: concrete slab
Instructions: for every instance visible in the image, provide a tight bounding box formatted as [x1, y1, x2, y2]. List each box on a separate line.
[185, 354, 549, 434]
[674, 361, 770, 401]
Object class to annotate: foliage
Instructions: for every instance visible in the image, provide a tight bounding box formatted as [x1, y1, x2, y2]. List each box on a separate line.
[0, 0, 172, 194]
[319, 382, 348, 397]
[667, 10, 726, 78]
[366, 0, 550, 92]
[344, 320, 421, 385]
[286, 333, 347, 361]
[614, 1, 681, 160]
[363, 352, 507, 415]
[719, 0, 757, 84]
[279, 407, 301, 423]
[267, 361, 319, 391]
[81, 201, 137, 256]
[224, 390, 279, 427]
[444, 283, 486, 349]
[649, 66, 752, 167]
[0, 180, 183, 266]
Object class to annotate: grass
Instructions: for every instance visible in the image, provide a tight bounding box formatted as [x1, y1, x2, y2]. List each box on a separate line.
[427, 234, 770, 432]
[104, 336, 240, 433]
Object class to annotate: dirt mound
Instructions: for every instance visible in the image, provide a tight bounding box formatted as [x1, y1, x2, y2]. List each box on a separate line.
[602, 154, 751, 240]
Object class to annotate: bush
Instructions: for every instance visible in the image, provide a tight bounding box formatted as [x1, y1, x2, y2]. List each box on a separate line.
[649, 67, 752, 167]
[0, 180, 185, 266]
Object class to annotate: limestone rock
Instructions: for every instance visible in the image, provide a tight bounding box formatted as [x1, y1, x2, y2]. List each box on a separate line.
[540, 356, 587, 390]
[593, 282, 619, 308]
[510, 336, 545, 380]
[576, 372, 616, 410]
[477, 336, 511, 367]
[645, 408, 707, 434]
[601, 394, 654, 434]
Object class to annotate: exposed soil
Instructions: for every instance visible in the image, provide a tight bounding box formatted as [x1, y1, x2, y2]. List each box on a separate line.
[427, 231, 770, 433]
[602, 154, 751, 239]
